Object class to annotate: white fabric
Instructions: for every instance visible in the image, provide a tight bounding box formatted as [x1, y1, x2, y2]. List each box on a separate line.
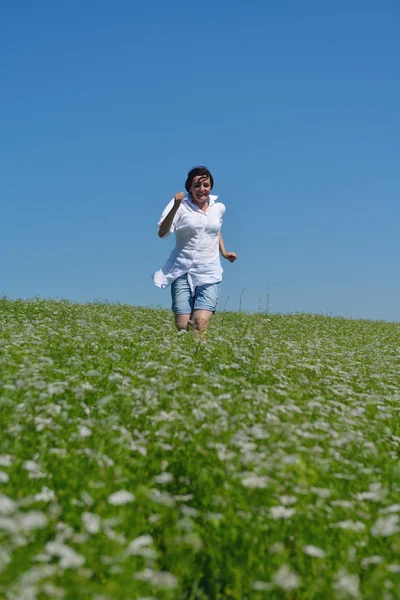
[153, 194, 226, 293]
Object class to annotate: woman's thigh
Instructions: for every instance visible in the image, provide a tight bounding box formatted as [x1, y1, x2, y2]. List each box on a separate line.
[193, 281, 221, 313]
[171, 274, 194, 315]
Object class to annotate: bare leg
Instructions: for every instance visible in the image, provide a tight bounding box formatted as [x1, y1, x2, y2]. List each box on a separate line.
[174, 314, 192, 332]
[192, 310, 213, 339]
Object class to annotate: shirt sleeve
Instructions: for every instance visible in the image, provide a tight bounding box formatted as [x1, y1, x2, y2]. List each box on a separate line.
[218, 203, 226, 227]
[157, 199, 179, 238]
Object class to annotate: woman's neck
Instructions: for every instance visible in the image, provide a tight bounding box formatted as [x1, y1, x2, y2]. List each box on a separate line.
[190, 194, 209, 212]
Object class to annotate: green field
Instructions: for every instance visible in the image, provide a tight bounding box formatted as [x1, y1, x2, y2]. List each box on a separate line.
[1, 298, 400, 599]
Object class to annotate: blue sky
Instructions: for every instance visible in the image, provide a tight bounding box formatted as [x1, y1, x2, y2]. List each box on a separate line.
[1, 0, 399, 321]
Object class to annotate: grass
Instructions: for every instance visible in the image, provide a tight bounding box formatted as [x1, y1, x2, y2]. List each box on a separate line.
[0, 297, 400, 599]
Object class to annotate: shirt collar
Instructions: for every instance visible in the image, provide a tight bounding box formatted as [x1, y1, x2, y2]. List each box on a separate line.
[184, 193, 218, 207]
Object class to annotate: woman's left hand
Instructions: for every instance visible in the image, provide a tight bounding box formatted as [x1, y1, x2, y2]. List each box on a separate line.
[222, 251, 237, 263]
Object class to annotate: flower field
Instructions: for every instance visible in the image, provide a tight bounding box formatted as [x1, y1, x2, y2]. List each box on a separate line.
[1, 297, 400, 599]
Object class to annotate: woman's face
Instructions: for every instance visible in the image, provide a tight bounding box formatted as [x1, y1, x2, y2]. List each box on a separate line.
[190, 176, 211, 205]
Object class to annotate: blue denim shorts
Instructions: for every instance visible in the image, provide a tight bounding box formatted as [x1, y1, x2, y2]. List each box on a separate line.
[171, 274, 221, 314]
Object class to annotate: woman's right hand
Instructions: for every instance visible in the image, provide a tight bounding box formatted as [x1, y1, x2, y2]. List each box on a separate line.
[174, 192, 184, 207]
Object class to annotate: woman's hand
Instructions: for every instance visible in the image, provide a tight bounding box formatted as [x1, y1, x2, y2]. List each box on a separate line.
[158, 194, 184, 237]
[174, 192, 185, 207]
[222, 251, 237, 263]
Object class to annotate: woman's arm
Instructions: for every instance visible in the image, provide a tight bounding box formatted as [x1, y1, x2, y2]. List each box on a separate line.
[158, 192, 184, 238]
[219, 231, 237, 263]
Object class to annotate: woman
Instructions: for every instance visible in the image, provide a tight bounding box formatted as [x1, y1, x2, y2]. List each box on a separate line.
[153, 166, 237, 337]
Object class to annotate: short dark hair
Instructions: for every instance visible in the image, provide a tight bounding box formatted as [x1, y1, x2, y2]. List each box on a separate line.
[185, 166, 214, 193]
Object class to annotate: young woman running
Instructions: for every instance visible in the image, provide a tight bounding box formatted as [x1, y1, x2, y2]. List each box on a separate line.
[153, 166, 237, 337]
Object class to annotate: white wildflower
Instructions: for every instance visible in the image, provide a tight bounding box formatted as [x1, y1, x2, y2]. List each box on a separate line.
[41, 583, 65, 598]
[82, 512, 101, 534]
[383, 504, 400, 513]
[251, 580, 271, 591]
[356, 483, 387, 502]
[81, 491, 94, 506]
[152, 472, 173, 484]
[45, 542, 85, 569]
[134, 568, 178, 589]
[279, 495, 297, 505]
[0, 471, 9, 483]
[55, 522, 74, 542]
[108, 490, 135, 506]
[0, 494, 16, 515]
[17, 564, 58, 585]
[268, 542, 285, 554]
[181, 505, 198, 518]
[333, 568, 361, 599]
[204, 512, 222, 521]
[331, 520, 365, 532]
[0, 548, 11, 573]
[347, 546, 356, 563]
[371, 515, 399, 537]
[361, 555, 383, 567]
[270, 506, 296, 519]
[81, 382, 94, 391]
[0, 455, 14, 467]
[50, 448, 67, 457]
[174, 532, 203, 551]
[127, 534, 153, 552]
[22, 460, 45, 479]
[331, 500, 354, 509]
[126, 535, 156, 558]
[387, 564, 400, 573]
[79, 426, 92, 438]
[34, 487, 56, 502]
[32, 553, 51, 563]
[23, 460, 40, 472]
[0, 516, 16, 532]
[149, 489, 175, 507]
[59, 550, 86, 569]
[18, 511, 48, 531]
[311, 487, 331, 498]
[273, 564, 301, 591]
[174, 494, 194, 502]
[241, 474, 268, 489]
[303, 545, 326, 558]
[103, 526, 126, 545]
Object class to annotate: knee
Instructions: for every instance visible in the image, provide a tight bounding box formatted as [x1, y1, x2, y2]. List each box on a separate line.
[193, 316, 209, 332]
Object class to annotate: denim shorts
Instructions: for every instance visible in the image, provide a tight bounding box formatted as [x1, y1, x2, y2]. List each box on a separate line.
[171, 274, 221, 314]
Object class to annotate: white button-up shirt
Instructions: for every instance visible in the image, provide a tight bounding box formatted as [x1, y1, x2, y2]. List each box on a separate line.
[153, 194, 226, 293]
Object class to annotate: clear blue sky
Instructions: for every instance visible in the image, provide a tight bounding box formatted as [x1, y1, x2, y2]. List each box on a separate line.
[1, 1, 399, 321]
